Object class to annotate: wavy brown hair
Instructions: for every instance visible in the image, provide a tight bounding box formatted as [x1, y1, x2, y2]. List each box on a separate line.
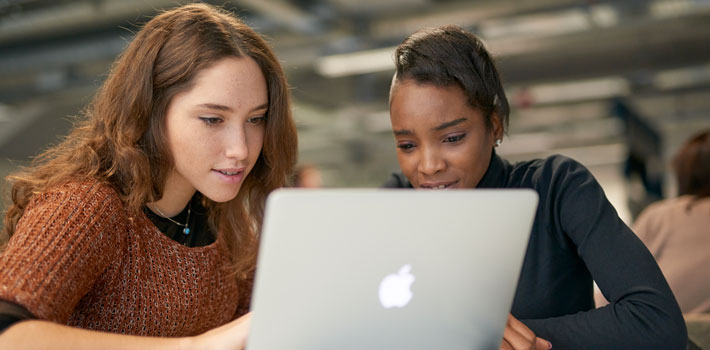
[2, 3, 298, 279]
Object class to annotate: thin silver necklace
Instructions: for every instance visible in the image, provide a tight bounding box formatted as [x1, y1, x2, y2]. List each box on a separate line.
[151, 203, 191, 235]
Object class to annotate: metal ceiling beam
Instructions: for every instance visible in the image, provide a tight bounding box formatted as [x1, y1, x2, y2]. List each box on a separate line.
[497, 9, 710, 84]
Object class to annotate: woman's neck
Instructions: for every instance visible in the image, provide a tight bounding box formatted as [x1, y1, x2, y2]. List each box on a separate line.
[148, 172, 197, 217]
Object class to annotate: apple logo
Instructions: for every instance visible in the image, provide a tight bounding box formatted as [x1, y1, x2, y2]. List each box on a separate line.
[378, 264, 415, 309]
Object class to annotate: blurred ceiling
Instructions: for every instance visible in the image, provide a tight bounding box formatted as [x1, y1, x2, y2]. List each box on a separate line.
[1, 0, 710, 186]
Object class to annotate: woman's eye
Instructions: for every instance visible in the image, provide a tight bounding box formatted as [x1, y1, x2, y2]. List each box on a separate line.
[199, 117, 223, 125]
[444, 134, 465, 143]
[247, 115, 266, 125]
[397, 143, 415, 151]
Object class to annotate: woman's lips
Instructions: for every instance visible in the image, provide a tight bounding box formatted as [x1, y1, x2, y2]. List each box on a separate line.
[213, 168, 245, 184]
[419, 180, 458, 189]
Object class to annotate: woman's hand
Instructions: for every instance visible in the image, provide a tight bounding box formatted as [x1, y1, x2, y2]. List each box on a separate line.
[188, 312, 252, 350]
[500, 314, 552, 350]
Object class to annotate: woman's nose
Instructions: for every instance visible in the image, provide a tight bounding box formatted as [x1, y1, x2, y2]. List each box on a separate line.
[224, 126, 249, 160]
[418, 147, 445, 175]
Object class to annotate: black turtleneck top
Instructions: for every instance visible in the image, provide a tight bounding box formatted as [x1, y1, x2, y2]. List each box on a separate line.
[384, 152, 688, 350]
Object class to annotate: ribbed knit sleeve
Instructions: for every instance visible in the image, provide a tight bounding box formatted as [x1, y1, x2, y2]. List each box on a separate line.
[234, 275, 253, 319]
[0, 181, 127, 324]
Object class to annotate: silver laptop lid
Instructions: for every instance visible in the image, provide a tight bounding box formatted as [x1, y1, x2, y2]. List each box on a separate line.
[248, 189, 538, 350]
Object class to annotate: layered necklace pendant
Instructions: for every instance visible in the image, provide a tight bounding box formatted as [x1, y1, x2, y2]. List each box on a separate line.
[152, 203, 192, 235]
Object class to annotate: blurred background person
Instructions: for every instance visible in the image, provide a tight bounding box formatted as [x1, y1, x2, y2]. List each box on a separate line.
[597, 129, 710, 315]
[611, 97, 665, 220]
[292, 163, 323, 188]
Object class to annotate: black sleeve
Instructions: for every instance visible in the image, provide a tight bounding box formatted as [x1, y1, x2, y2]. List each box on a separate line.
[0, 300, 36, 335]
[522, 157, 687, 350]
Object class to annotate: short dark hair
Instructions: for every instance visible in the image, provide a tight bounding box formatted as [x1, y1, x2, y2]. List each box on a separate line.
[392, 25, 509, 132]
[673, 129, 710, 199]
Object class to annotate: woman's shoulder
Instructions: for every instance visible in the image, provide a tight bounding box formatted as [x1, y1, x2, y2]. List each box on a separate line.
[516, 154, 586, 171]
[29, 179, 126, 215]
[510, 154, 592, 188]
[40, 179, 121, 200]
[640, 195, 710, 218]
[638, 197, 678, 215]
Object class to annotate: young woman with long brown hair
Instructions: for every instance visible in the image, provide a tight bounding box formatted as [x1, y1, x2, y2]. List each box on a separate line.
[0, 3, 296, 349]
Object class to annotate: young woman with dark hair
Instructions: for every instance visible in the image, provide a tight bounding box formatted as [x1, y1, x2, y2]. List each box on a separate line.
[0, 3, 297, 349]
[383, 25, 688, 350]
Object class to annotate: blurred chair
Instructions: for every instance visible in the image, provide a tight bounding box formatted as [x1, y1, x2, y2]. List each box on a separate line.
[686, 313, 710, 350]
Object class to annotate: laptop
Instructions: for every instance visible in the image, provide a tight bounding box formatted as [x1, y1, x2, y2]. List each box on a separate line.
[247, 188, 538, 350]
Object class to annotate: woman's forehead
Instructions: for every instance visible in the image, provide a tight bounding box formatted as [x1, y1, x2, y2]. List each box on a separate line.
[391, 84, 479, 122]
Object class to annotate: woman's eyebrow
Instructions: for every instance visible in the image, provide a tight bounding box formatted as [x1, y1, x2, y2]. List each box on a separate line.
[195, 102, 269, 113]
[196, 103, 232, 112]
[249, 103, 269, 112]
[432, 117, 467, 131]
[393, 128, 413, 136]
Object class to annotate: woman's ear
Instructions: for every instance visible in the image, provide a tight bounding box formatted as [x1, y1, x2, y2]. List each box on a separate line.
[490, 113, 504, 141]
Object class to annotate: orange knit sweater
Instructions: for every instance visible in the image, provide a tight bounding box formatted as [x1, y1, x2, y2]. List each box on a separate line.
[0, 181, 249, 336]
